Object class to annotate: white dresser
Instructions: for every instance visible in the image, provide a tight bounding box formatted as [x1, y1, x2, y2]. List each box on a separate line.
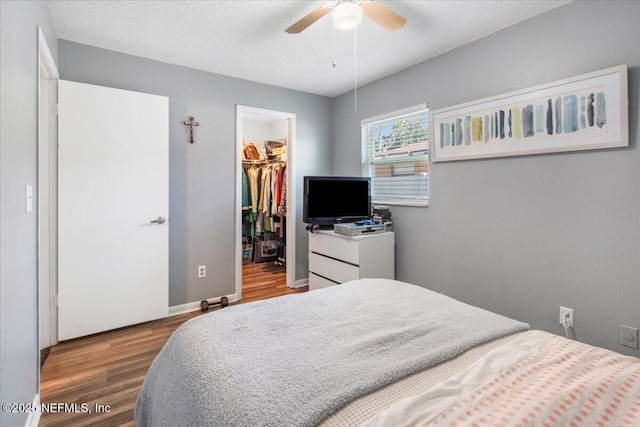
[308, 230, 394, 290]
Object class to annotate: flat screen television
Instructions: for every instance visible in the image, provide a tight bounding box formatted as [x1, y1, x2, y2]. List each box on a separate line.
[303, 176, 371, 225]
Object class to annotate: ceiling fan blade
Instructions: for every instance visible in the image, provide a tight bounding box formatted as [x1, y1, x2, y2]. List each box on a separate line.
[285, 6, 332, 34]
[362, 1, 407, 31]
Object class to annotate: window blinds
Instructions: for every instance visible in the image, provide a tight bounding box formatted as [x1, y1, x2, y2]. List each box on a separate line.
[361, 105, 429, 205]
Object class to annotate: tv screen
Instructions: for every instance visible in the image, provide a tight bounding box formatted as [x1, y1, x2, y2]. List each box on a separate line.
[303, 176, 371, 225]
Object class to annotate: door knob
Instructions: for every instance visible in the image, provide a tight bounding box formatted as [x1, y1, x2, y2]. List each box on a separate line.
[150, 216, 166, 224]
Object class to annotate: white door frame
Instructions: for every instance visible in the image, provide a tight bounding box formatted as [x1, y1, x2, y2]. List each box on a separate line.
[235, 105, 296, 300]
[37, 27, 59, 355]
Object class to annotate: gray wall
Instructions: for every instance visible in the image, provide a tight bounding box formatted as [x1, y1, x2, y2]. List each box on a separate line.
[331, 0, 640, 355]
[58, 41, 332, 306]
[0, 1, 58, 426]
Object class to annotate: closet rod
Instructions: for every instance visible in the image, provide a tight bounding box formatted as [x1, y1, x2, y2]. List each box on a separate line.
[242, 159, 287, 165]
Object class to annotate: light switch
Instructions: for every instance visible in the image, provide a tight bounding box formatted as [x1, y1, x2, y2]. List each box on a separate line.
[26, 185, 33, 213]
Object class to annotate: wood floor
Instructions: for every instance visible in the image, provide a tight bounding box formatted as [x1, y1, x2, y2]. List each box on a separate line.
[40, 262, 306, 426]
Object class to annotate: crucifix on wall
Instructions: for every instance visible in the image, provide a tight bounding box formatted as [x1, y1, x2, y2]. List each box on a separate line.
[183, 116, 200, 144]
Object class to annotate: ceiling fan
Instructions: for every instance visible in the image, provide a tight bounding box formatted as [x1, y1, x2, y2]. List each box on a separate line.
[285, 1, 407, 34]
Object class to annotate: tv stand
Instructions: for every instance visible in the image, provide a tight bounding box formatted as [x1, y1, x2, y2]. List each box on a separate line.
[308, 230, 394, 290]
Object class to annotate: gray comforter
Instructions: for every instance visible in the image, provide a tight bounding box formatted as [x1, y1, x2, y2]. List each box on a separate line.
[135, 279, 528, 427]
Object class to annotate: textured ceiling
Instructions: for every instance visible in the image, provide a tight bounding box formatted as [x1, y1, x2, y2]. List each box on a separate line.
[47, 0, 571, 97]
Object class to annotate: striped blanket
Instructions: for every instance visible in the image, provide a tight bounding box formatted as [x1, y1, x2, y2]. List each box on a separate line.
[364, 331, 640, 426]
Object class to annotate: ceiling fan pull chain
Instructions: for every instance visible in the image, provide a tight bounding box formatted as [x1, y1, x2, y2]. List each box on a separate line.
[353, 26, 357, 113]
[332, 8, 337, 68]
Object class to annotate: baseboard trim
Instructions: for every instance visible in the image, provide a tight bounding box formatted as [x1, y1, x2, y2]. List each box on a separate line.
[168, 293, 238, 317]
[25, 393, 40, 427]
[293, 278, 309, 288]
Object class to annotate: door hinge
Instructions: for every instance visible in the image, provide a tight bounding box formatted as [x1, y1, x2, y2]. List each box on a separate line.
[51, 294, 58, 307]
[52, 103, 59, 115]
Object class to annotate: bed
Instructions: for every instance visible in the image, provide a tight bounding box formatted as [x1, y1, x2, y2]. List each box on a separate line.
[135, 279, 640, 426]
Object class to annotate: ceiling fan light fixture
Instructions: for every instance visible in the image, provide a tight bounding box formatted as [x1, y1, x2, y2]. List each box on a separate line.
[334, 2, 363, 31]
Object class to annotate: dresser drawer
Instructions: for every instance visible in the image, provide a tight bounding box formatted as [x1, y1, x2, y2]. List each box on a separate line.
[309, 252, 360, 284]
[309, 232, 359, 265]
[308, 272, 339, 291]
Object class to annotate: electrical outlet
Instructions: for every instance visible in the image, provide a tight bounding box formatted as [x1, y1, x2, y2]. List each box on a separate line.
[559, 306, 573, 328]
[197, 265, 206, 279]
[621, 325, 639, 349]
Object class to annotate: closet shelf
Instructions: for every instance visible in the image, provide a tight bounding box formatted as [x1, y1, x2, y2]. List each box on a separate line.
[242, 158, 286, 165]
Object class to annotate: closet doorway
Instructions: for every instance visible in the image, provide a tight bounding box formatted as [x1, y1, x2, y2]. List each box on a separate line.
[235, 106, 297, 301]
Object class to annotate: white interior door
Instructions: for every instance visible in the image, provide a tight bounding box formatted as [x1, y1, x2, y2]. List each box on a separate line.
[58, 80, 169, 341]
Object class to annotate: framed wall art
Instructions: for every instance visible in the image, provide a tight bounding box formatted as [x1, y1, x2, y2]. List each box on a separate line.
[430, 65, 628, 162]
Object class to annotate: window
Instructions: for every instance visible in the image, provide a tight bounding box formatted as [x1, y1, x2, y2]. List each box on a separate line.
[361, 104, 429, 206]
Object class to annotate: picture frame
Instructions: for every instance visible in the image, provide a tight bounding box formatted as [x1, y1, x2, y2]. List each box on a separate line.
[430, 65, 628, 162]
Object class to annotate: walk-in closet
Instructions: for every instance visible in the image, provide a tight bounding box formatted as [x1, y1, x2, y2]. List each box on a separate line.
[238, 109, 297, 301]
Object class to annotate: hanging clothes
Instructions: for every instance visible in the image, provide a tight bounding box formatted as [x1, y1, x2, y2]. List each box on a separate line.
[255, 212, 263, 234]
[274, 165, 283, 207]
[242, 168, 254, 240]
[271, 165, 280, 217]
[246, 167, 259, 214]
[259, 166, 271, 214]
[241, 168, 249, 208]
[258, 166, 270, 232]
[278, 167, 287, 217]
[241, 160, 288, 262]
